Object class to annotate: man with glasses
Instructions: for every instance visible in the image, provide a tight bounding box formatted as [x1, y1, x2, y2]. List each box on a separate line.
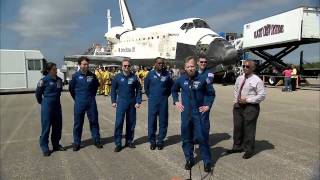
[224, 60, 266, 159]
[111, 58, 142, 152]
[172, 56, 215, 173]
[144, 57, 174, 150]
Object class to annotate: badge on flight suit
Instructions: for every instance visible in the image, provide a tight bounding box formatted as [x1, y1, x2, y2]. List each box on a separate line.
[183, 81, 188, 86]
[128, 78, 134, 84]
[49, 81, 55, 86]
[121, 78, 125, 81]
[193, 81, 201, 89]
[153, 75, 157, 79]
[206, 73, 214, 84]
[86, 76, 93, 82]
[160, 76, 166, 82]
[79, 76, 84, 80]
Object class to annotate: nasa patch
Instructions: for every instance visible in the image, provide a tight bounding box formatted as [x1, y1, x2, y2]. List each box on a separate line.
[153, 75, 157, 79]
[183, 81, 188, 86]
[121, 78, 125, 82]
[49, 81, 55, 86]
[208, 73, 214, 77]
[160, 76, 166, 82]
[79, 76, 84, 80]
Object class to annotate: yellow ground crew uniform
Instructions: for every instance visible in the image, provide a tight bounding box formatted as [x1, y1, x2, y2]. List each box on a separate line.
[103, 71, 111, 96]
[95, 69, 104, 95]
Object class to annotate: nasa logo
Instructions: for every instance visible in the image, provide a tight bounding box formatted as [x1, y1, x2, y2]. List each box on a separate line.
[49, 82, 55, 86]
[79, 76, 84, 80]
[121, 78, 125, 81]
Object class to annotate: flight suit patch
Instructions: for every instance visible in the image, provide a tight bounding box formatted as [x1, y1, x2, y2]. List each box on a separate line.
[86, 76, 93, 82]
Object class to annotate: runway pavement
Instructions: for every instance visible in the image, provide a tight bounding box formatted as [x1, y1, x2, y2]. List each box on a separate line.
[0, 85, 319, 180]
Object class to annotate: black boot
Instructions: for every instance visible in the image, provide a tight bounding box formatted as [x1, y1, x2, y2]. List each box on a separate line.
[185, 160, 195, 170]
[73, 144, 80, 152]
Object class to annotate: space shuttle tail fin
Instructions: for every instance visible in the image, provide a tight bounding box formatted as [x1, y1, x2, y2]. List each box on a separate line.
[119, 0, 135, 30]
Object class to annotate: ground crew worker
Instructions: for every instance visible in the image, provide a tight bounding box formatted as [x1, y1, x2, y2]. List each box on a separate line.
[35, 62, 66, 156]
[95, 67, 104, 95]
[69, 56, 103, 151]
[144, 57, 173, 150]
[103, 67, 111, 96]
[172, 56, 215, 173]
[111, 58, 142, 152]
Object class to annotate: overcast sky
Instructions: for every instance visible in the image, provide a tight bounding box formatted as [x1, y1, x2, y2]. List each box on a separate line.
[1, 0, 319, 67]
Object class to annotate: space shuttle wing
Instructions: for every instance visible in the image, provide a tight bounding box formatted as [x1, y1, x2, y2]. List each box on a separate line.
[64, 54, 127, 64]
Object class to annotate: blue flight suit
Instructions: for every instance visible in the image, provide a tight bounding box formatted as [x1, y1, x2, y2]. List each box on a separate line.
[35, 75, 63, 153]
[144, 69, 174, 145]
[69, 70, 101, 145]
[111, 72, 142, 146]
[171, 72, 215, 165]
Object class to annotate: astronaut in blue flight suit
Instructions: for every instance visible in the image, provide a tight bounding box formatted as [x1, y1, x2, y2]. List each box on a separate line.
[172, 56, 215, 173]
[144, 57, 174, 150]
[111, 58, 142, 152]
[36, 62, 66, 156]
[69, 57, 102, 151]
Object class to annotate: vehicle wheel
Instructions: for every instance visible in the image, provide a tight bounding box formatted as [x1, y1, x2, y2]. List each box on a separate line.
[268, 76, 277, 86]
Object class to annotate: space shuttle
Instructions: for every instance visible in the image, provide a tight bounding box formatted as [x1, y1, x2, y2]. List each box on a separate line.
[104, 0, 239, 67]
[67, 0, 239, 68]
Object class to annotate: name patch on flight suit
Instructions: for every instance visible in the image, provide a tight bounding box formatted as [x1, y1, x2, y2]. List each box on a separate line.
[121, 78, 125, 81]
[79, 76, 84, 80]
[128, 78, 134, 84]
[183, 81, 188, 86]
[49, 81, 55, 86]
[153, 75, 157, 79]
[160, 76, 166, 82]
[206, 73, 214, 84]
[86, 76, 93, 82]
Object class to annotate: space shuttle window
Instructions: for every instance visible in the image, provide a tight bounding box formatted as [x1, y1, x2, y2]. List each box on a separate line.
[193, 19, 210, 29]
[180, 23, 187, 30]
[187, 23, 194, 29]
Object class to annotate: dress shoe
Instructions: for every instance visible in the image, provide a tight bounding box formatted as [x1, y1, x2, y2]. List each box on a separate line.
[126, 143, 136, 148]
[150, 143, 156, 150]
[114, 145, 122, 152]
[43, 151, 51, 157]
[184, 160, 195, 170]
[224, 149, 243, 155]
[95, 142, 103, 149]
[157, 144, 164, 150]
[242, 151, 254, 159]
[53, 145, 66, 151]
[73, 144, 80, 152]
[204, 164, 212, 173]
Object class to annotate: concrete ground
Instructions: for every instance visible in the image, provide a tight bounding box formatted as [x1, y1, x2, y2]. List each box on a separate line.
[0, 85, 319, 180]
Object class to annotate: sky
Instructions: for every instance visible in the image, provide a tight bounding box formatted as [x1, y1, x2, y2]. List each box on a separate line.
[1, 0, 319, 67]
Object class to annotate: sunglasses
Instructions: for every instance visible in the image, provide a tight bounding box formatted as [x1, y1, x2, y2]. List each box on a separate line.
[199, 61, 207, 64]
[243, 65, 251, 69]
[123, 65, 131, 67]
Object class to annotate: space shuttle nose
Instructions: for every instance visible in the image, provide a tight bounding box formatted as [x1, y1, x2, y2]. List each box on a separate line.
[204, 38, 239, 66]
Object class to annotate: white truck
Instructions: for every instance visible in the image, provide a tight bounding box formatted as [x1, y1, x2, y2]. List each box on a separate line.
[0, 49, 46, 91]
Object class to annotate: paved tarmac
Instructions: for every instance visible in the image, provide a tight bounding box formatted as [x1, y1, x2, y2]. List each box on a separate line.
[0, 85, 319, 180]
